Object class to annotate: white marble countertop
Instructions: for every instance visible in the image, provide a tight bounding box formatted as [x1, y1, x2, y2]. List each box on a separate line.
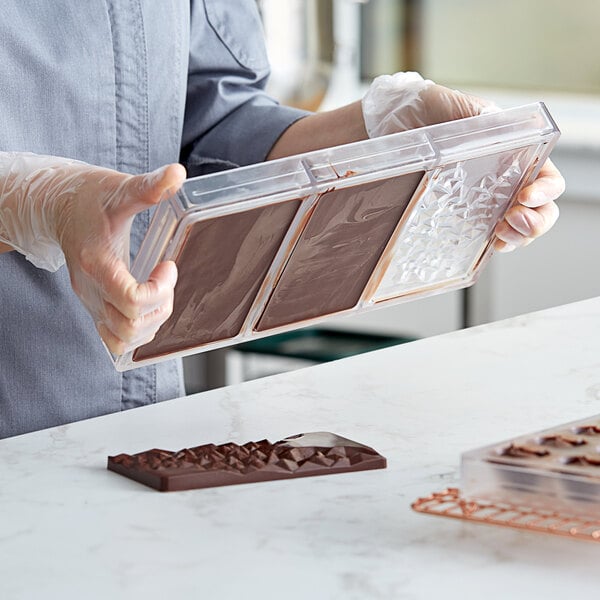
[2, 297, 600, 599]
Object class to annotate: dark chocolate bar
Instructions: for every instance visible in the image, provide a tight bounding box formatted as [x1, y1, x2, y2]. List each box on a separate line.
[107, 432, 386, 492]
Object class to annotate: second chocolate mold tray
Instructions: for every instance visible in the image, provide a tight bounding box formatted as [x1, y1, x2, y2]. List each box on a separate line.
[114, 103, 560, 370]
[461, 414, 600, 518]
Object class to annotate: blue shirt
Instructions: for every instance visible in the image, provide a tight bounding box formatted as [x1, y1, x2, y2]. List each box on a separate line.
[0, 0, 307, 438]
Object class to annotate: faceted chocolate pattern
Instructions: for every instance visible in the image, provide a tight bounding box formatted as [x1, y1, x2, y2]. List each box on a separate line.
[107, 432, 386, 492]
[373, 147, 537, 300]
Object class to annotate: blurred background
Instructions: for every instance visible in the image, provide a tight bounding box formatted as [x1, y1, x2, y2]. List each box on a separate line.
[183, 0, 600, 392]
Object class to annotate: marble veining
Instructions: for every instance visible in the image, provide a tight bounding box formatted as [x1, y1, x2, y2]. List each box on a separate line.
[1, 297, 600, 599]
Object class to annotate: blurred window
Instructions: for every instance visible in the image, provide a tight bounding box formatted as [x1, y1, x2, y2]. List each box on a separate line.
[360, 0, 600, 95]
[419, 0, 600, 94]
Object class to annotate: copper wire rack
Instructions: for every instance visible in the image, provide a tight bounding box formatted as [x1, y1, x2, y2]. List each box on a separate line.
[411, 488, 600, 543]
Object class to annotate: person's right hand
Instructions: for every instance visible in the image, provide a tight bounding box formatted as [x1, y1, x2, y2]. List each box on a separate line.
[0, 153, 186, 354]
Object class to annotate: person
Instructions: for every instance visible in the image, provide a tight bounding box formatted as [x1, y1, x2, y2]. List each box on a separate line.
[0, 1, 564, 439]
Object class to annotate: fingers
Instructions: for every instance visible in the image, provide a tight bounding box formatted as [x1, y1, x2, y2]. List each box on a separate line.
[98, 302, 173, 355]
[494, 201, 560, 252]
[112, 163, 187, 220]
[95, 261, 178, 353]
[56, 162, 185, 353]
[493, 238, 515, 253]
[425, 85, 499, 124]
[98, 322, 163, 356]
[457, 91, 499, 118]
[516, 159, 565, 207]
[494, 159, 565, 253]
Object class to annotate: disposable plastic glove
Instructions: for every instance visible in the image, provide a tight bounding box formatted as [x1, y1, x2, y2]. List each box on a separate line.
[361, 72, 565, 251]
[0, 152, 186, 354]
[361, 71, 497, 137]
[493, 159, 563, 252]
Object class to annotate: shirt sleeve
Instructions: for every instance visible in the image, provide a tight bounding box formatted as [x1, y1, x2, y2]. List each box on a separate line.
[181, 0, 310, 176]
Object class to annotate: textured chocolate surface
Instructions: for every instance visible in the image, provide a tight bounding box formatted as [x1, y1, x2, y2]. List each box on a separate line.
[255, 171, 424, 331]
[107, 432, 386, 492]
[133, 199, 301, 361]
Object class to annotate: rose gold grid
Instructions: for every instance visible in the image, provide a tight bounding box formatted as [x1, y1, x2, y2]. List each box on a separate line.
[411, 488, 600, 543]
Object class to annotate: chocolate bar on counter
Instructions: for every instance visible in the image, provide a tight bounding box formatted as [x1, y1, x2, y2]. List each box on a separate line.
[108, 432, 386, 492]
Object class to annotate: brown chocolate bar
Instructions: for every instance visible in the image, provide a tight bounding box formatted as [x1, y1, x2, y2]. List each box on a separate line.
[133, 199, 302, 361]
[255, 171, 424, 331]
[107, 432, 386, 492]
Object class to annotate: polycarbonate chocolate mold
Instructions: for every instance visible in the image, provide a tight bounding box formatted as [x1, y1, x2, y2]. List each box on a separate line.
[112, 102, 559, 371]
[371, 147, 538, 301]
[413, 415, 600, 543]
[107, 432, 386, 492]
[461, 415, 600, 517]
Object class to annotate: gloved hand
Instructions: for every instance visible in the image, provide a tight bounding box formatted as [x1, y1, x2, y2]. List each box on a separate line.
[493, 159, 563, 252]
[361, 72, 565, 251]
[0, 152, 186, 354]
[361, 71, 497, 137]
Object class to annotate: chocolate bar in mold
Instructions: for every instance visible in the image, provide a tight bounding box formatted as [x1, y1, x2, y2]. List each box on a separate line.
[133, 199, 302, 361]
[256, 171, 425, 331]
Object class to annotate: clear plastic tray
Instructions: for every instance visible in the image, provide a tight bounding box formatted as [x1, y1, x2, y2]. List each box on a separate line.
[113, 103, 560, 371]
[461, 414, 600, 519]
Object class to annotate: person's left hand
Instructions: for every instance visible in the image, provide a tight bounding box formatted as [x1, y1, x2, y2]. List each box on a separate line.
[361, 72, 565, 251]
[493, 159, 564, 252]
